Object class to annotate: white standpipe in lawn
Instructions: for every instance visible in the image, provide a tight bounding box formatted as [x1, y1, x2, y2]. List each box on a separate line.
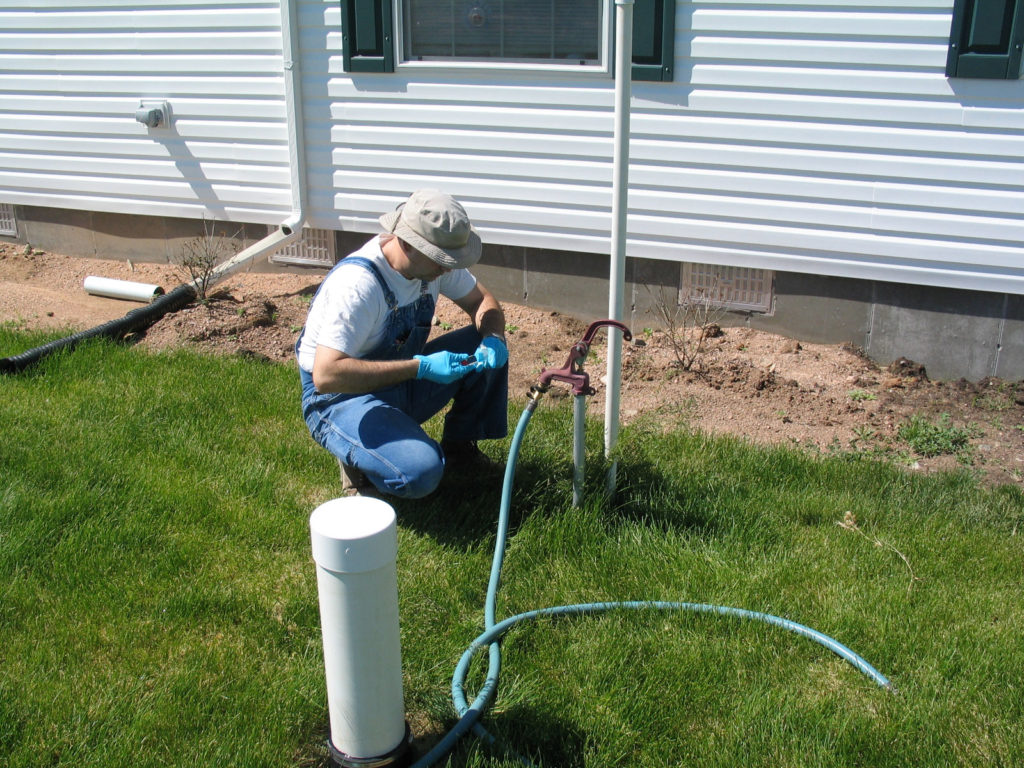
[310, 497, 411, 767]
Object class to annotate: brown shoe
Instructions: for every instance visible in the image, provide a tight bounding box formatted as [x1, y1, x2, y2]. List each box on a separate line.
[339, 459, 375, 497]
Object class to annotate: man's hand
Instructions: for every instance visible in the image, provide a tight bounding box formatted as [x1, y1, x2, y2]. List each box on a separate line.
[475, 335, 508, 369]
[415, 351, 481, 384]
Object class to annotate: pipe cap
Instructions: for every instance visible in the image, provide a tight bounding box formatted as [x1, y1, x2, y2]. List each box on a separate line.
[310, 497, 397, 574]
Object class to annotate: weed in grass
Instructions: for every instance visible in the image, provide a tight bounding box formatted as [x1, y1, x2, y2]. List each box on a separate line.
[898, 413, 979, 461]
[837, 510, 921, 595]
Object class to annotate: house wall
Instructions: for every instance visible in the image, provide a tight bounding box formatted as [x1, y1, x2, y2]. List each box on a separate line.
[2, 1, 1022, 296]
[2, 1, 1024, 379]
[298, 0, 1024, 296]
[0, 0, 292, 224]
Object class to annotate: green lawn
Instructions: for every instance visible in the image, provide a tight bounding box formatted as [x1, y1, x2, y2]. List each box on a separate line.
[1, 328, 1022, 767]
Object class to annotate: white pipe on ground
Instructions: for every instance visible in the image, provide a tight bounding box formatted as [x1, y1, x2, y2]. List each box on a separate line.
[310, 497, 409, 765]
[83, 276, 164, 303]
[605, 0, 634, 496]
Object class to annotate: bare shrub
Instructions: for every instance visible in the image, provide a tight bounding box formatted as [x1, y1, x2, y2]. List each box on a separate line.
[647, 280, 728, 372]
[176, 219, 243, 303]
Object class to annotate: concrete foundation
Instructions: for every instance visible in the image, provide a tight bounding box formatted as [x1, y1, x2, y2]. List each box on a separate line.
[5, 204, 1023, 381]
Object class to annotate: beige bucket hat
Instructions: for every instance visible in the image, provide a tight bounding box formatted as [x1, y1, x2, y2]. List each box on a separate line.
[379, 189, 483, 269]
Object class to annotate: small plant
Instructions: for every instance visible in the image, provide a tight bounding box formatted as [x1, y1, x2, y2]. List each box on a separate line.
[973, 382, 1014, 412]
[505, 324, 520, 335]
[848, 389, 877, 402]
[176, 218, 243, 303]
[837, 510, 921, 595]
[898, 413, 978, 458]
[850, 424, 876, 448]
[646, 282, 727, 372]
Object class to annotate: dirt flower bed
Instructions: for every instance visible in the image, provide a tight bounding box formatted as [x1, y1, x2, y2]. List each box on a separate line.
[2, 241, 1022, 488]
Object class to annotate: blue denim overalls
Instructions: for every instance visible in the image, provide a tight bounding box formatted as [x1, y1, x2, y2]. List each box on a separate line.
[297, 256, 507, 499]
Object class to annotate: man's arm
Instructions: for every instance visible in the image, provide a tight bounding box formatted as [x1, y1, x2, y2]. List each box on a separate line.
[454, 281, 505, 341]
[312, 347, 419, 394]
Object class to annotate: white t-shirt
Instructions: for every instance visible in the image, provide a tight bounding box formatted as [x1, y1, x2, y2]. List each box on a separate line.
[296, 236, 477, 372]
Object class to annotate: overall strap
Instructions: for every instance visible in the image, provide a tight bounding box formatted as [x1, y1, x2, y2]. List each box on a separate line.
[343, 256, 399, 312]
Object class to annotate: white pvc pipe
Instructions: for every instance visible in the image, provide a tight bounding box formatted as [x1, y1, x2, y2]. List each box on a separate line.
[605, 0, 633, 495]
[83, 276, 164, 303]
[310, 497, 408, 762]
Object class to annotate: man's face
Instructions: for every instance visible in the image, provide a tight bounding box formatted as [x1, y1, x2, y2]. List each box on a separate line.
[401, 242, 451, 281]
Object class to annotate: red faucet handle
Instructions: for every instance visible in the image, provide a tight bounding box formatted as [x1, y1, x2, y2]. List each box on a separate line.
[535, 319, 632, 397]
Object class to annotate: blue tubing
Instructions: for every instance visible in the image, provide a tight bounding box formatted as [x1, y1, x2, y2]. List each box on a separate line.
[410, 398, 892, 768]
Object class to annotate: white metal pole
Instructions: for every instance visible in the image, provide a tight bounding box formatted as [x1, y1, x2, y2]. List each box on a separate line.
[605, 0, 633, 495]
[310, 497, 409, 765]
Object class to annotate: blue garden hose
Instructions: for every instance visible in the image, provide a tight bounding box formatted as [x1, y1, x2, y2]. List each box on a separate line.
[410, 392, 892, 768]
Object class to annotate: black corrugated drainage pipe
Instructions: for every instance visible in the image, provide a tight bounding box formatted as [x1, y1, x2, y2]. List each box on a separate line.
[1, 217, 306, 375]
[0, 283, 197, 374]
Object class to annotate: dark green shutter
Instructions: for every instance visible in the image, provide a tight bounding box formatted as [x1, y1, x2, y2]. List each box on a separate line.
[632, 0, 675, 81]
[946, 0, 1024, 79]
[341, 0, 395, 73]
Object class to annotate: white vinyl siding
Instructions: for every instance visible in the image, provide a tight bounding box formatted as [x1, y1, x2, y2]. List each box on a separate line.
[0, 1, 291, 224]
[302, 0, 1024, 294]
[1, 0, 1022, 296]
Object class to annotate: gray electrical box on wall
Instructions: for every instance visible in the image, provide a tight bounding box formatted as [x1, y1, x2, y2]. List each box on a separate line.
[135, 100, 171, 128]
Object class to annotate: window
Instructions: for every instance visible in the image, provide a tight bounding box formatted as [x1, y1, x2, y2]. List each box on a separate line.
[946, 0, 1024, 79]
[340, 0, 674, 80]
[403, 0, 602, 67]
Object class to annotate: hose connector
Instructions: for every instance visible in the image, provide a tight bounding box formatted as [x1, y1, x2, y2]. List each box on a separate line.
[536, 319, 632, 397]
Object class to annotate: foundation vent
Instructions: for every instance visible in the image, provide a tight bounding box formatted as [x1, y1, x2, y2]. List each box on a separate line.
[681, 263, 773, 313]
[0, 203, 17, 237]
[270, 227, 337, 267]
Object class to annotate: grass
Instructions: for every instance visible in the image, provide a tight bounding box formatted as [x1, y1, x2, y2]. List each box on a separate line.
[1, 328, 1023, 767]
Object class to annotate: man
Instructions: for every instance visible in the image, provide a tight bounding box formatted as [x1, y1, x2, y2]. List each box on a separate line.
[296, 189, 509, 499]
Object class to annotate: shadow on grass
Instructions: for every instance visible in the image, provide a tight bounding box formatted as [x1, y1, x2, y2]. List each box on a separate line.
[393, 454, 550, 546]
[477, 703, 587, 768]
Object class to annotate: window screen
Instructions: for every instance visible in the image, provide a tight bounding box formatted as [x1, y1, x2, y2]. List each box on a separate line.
[403, 0, 601, 65]
[0, 204, 17, 237]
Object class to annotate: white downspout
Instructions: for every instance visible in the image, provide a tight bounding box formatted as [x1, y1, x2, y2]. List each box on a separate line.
[205, 0, 308, 287]
[604, 0, 633, 495]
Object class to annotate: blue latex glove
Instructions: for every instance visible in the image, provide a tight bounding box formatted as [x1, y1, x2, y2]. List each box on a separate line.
[414, 351, 480, 384]
[475, 335, 508, 369]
